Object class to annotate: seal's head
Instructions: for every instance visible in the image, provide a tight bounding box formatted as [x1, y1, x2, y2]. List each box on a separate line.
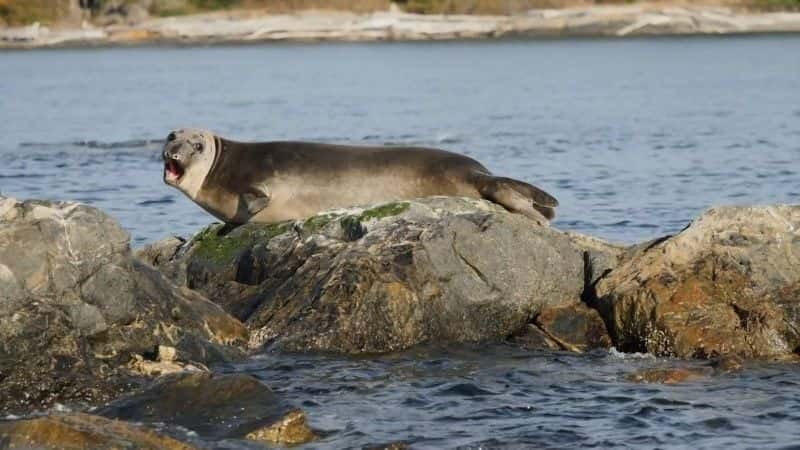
[162, 128, 217, 197]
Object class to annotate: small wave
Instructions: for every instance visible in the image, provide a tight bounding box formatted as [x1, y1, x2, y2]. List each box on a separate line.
[19, 139, 163, 150]
[617, 415, 650, 429]
[435, 133, 461, 144]
[696, 417, 737, 430]
[361, 134, 419, 143]
[649, 397, 692, 406]
[0, 173, 44, 179]
[138, 196, 176, 206]
[437, 382, 495, 397]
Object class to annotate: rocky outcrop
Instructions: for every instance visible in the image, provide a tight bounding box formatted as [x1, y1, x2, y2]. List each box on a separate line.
[143, 197, 621, 354]
[5, 191, 796, 434]
[144, 199, 800, 361]
[594, 205, 800, 360]
[0, 197, 247, 414]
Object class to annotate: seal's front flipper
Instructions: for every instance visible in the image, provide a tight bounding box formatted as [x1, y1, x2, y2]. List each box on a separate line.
[216, 222, 241, 236]
[242, 192, 269, 215]
[234, 188, 270, 223]
[476, 174, 557, 222]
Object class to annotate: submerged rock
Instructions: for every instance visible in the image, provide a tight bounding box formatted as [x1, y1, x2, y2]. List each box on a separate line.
[245, 409, 317, 445]
[142, 197, 623, 354]
[0, 197, 247, 414]
[100, 372, 315, 443]
[0, 412, 195, 450]
[595, 205, 800, 359]
[626, 367, 709, 384]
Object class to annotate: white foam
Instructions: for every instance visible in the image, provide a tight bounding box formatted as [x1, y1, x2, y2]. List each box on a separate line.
[607, 347, 656, 360]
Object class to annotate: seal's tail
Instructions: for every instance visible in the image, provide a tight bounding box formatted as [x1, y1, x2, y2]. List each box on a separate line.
[474, 173, 558, 221]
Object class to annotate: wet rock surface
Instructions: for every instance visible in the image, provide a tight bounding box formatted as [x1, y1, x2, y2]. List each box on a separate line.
[595, 205, 800, 359]
[245, 409, 317, 445]
[0, 412, 196, 450]
[511, 302, 612, 352]
[144, 197, 623, 353]
[0, 197, 247, 414]
[99, 372, 315, 443]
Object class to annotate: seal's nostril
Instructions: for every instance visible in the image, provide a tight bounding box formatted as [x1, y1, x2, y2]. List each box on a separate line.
[167, 132, 176, 142]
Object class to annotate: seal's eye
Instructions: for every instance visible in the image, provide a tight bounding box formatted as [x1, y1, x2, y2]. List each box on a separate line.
[194, 142, 204, 152]
[167, 132, 176, 142]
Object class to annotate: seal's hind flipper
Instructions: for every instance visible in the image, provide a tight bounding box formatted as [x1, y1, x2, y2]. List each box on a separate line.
[476, 174, 557, 221]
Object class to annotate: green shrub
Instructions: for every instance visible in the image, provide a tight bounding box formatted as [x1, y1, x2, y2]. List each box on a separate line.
[751, 0, 800, 10]
[0, 0, 76, 25]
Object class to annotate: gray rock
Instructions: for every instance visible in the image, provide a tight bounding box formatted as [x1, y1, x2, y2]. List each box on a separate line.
[595, 205, 800, 359]
[0, 197, 247, 414]
[144, 197, 623, 354]
[134, 235, 186, 271]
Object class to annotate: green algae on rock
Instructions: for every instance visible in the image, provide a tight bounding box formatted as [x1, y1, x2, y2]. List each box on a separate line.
[358, 201, 410, 222]
[190, 221, 293, 265]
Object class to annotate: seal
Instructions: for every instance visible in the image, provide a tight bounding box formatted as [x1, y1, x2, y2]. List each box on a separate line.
[163, 128, 558, 224]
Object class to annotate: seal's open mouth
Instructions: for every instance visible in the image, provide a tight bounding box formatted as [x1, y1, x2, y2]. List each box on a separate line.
[165, 160, 184, 182]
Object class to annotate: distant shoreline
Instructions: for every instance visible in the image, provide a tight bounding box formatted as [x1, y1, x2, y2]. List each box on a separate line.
[2, 5, 800, 49]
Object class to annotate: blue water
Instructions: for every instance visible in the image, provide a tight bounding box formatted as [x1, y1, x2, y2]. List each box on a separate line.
[2, 36, 800, 448]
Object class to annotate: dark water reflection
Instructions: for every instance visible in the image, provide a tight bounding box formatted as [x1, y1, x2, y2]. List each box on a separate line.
[2, 36, 800, 448]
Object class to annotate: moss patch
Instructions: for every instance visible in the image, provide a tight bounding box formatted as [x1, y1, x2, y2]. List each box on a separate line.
[358, 202, 410, 222]
[190, 222, 292, 265]
[302, 213, 337, 235]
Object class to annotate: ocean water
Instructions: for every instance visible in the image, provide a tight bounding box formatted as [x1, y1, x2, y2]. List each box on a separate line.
[1, 36, 800, 448]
